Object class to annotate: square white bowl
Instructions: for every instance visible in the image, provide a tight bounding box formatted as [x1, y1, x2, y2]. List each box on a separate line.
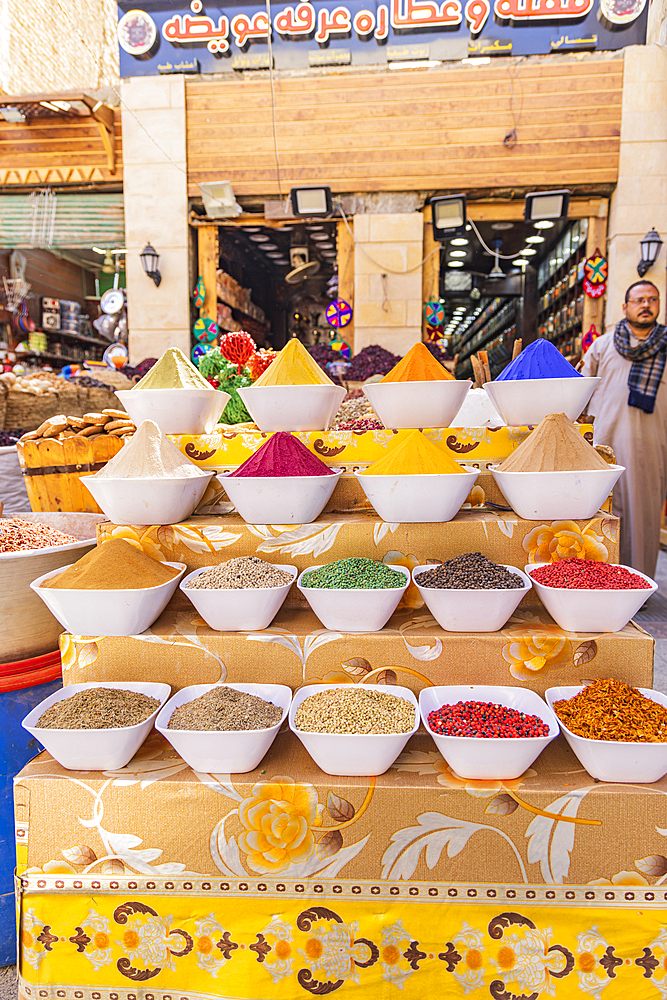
[180, 564, 297, 631]
[412, 564, 532, 632]
[156, 682, 292, 773]
[362, 380, 471, 430]
[289, 683, 419, 776]
[546, 685, 667, 783]
[222, 469, 342, 525]
[527, 563, 657, 632]
[82, 472, 214, 526]
[490, 464, 624, 521]
[30, 561, 186, 637]
[238, 384, 346, 432]
[420, 684, 560, 780]
[484, 376, 600, 426]
[355, 467, 479, 523]
[297, 563, 410, 632]
[22, 681, 171, 771]
[115, 388, 230, 435]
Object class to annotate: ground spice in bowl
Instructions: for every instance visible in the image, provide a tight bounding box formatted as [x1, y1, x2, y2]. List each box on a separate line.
[427, 701, 549, 738]
[496, 413, 609, 473]
[94, 419, 207, 479]
[231, 431, 334, 477]
[0, 518, 77, 553]
[531, 559, 651, 590]
[380, 342, 454, 383]
[186, 557, 293, 590]
[253, 339, 334, 387]
[133, 347, 212, 390]
[36, 687, 159, 729]
[295, 687, 415, 734]
[553, 679, 667, 742]
[41, 538, 180, 590]
[301, 557, 406, 590]
[417, 552, 524, 590]
[167, 686, 282, 731]
[362, 430, 466, 476]
[495, 339, 582, 381]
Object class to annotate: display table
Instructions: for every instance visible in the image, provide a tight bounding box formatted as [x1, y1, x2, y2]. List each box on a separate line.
[15, 732, 667, 999]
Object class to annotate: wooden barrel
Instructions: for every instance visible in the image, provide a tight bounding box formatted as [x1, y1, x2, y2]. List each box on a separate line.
[16, 435, 122, 512]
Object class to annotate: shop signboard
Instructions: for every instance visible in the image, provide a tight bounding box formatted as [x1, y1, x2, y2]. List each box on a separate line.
[117, 0, 646, 75]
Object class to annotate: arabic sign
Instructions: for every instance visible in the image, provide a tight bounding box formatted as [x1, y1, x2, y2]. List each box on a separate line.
[117, 0, 647, 76]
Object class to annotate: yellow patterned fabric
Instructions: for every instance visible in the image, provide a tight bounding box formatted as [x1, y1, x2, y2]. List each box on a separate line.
[17, 876, 667, 999]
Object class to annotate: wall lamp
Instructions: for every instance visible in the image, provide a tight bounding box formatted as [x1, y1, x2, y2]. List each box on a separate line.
[140, 243, 161, 287]
[637, 229, 663, 277]
[430, 194, 467, 242]
[290, 186, 333, 218]
[524, 189, 570, 223]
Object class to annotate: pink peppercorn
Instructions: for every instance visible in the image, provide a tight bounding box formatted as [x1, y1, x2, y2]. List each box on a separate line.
[531, 559, 651, 590]
[427, 700, 549, 739]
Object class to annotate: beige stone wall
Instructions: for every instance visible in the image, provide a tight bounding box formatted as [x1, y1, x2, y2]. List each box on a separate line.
[121, 75, 191, 364]
[606, 44, 667, 332]
[353, 213, 424, 356]
[0, 0, 119, 94]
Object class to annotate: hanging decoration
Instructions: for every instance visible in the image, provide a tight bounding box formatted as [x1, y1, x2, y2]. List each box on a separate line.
[582, 324, 601, 355]
[583, 249, 608, 298]
[325, 298, 353, 328]
[193, 276, 206, 308]
[193, 316, 219, 342]
[330, 333, 351, 359]
[424, 300, 445, 327]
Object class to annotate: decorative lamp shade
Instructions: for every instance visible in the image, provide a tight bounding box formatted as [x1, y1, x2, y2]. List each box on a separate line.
[640, 229, 663, 266]
[140, 244, 160, 275]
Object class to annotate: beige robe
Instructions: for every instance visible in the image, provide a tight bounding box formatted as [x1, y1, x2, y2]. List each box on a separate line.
[582, 331, 667, 577]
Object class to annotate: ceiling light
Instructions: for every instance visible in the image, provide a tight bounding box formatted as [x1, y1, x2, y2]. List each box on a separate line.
[526, 235, 545, 244]
[521, 248, 537, 256]
[249, 234, 270, 242]
[290, 186, 332, 218]
[259, 243, 278, 250]
[267, 252, 283, 258]
[318, 242, 334, 249]
[310, 233, 329, 241]
[525, 189, 570, 222]
[534, 220, 555, 230]
[450, 238, 468, 246]
[242, 227, 262, 232]
[491, 222, 514, 231]
[447, 261, 464, 268]
[514, 259, 529, 267]
[449, 250, 467, 258]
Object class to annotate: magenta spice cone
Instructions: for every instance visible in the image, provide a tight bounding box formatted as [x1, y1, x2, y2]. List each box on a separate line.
[232, 431, 334, 477]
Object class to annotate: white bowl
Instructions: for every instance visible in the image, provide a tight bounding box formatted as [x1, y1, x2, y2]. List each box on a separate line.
[156, 682, 292, 773]
[362, 380, 471, 430]
[484, 377, 600, 426]
[289, 683, 419, 776]
[355, 467, 479, 523]
[22, 680, 171, 771]
[180, 564, 297, 631]
[420, 684, 559, 781]
[238, 384, 346, 432]
[115, 388, 230, 435]
[222, 470, 342, 525]
[490, 465, 624, 520]
[82, 472, 215, 526]
[546, 685, 667, 783]
[0, 512, 106, 663]
[412, 564, 532, 632]
[297, 563, 410, 633]
[30, 561, 186, 637]
[527, 563, 656, 632]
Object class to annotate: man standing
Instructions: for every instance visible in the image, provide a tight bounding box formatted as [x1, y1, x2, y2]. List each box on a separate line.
[582, 280, 666, 577]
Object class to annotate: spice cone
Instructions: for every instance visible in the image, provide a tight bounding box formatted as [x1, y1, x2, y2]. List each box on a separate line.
[497, 413, 609, 473]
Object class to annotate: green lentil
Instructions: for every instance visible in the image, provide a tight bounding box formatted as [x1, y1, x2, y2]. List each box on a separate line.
[36, 688, 159, 730]
[294, 687, 415, 734]
[300, 557, 406, 590]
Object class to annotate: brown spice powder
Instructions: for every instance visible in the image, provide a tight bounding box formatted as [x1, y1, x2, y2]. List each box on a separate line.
[42, 538, 179, 590]
[497, 413, 609, 473]
[36, 688, 159, 729]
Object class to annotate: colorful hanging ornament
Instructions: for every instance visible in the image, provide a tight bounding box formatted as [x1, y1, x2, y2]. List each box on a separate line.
[191, 343, 208, 364]
[425, 325, 442, 343]
[424, 300, 445, 327]
[325, 298, 353, 328]
[330, 333, 351, 360]
[582, 324, 601, 354]
[193, 316, 219, 342]
[193, 276, 206, 309]
[583, 248, 608, 298]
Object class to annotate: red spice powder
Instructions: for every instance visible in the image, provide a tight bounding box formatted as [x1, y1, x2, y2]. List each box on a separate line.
[231, 431, 334, 477]
[531, 559, 651, 590]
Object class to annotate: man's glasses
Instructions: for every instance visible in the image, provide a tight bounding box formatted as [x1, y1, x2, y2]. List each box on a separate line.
[628, 297, 659, 306]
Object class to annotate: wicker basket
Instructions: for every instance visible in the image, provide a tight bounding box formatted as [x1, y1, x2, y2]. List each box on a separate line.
[4, 386, 121, 431]
[17, 435, 123, 513]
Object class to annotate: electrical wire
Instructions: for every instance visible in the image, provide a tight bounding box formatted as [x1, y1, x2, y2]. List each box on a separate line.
[468, 218, 528, 260]
[265, 0, 283, 198]
[336, 201, 440, 275]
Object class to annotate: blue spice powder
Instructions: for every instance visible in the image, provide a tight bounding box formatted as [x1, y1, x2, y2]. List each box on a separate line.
[496, 339, 582, 381]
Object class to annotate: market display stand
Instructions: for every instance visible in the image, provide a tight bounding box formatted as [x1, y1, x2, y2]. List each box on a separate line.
[14, 433, 665, 1000]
